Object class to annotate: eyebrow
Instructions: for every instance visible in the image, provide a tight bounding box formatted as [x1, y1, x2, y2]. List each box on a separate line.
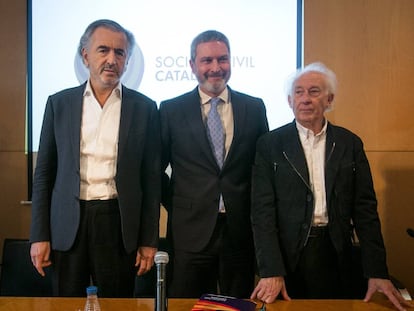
[96, 45, 126, 54]
[295, 86, 321, 89]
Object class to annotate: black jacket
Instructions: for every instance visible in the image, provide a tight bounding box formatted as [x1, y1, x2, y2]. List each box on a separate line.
[251, 121, 389, 279]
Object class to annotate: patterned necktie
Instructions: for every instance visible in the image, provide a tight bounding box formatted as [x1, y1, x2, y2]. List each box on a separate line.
[207, 97, 224, 168]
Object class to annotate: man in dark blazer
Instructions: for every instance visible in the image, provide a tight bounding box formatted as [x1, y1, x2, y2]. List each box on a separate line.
[160, 30, 268, 298]
[29, 19, 161, 297]
[250, 62, 411, 310]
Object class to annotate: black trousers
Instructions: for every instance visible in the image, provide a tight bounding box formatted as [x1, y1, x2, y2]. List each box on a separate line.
[52, 199, 136, 297]
[168, 214, 255, 298]
[285, 226, 353, 299]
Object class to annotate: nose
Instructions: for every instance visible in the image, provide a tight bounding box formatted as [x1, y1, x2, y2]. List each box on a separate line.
[211, 59, 221, 72]
[106, 50, 117, 65]
[299, 93, 312, 104]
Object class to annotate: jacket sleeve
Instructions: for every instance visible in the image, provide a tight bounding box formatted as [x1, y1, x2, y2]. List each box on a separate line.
[251, 135, 287, 277]
[30, 96, 57, 243]
[351, 136, 389, 279]
[138, 101, 162, 247]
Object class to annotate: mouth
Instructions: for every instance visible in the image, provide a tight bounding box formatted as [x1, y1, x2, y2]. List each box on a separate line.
[103, 70, 118, 78]
[208, 76, 224, 84]
[103, 68, 118, 76]
[208, 72, 223, 79]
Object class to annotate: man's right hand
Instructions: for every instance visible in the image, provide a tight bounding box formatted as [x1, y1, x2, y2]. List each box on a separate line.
[30, 241, 52, 277]
[250, 276, 291, 303]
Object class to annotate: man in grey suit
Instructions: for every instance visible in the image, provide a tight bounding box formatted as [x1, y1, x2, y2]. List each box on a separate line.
[250, 62, 411, 311]
[160, 30, 269, 298]
[29, 19, 161, 297]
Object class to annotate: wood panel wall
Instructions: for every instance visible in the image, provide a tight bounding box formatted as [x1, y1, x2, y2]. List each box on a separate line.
[304, 0, 414, 295]
[0, 0, 413, 297]
[0, 0, 31, 251]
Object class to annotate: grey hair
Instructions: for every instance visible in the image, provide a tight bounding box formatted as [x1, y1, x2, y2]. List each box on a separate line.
[190, 30, 230, 61]
[285, 62, 338, 98]
[77, 19, 135, 59]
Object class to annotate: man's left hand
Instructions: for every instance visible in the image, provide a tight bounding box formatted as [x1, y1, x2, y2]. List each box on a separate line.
[364, 278, 413, 311]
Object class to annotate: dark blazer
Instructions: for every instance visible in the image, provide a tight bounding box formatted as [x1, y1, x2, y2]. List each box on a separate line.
[30, 83, 161, 254]
[251, 121, 389, 279]
[160, 86, 269, 252]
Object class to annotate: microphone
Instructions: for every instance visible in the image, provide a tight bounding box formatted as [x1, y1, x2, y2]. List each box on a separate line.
[154, 251, 169, 311]
[407, 228, 414, 238]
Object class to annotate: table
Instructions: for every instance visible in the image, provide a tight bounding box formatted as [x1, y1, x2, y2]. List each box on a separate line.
[0, 296, 405, 311]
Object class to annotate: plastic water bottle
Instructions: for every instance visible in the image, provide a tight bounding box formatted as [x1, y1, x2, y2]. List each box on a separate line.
[84, 286, 101, 311]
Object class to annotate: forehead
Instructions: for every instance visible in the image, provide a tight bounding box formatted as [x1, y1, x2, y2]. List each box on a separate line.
[196, 41, 229, 57]
[89, 27, 128, 49]
[294, 71, 326, 89]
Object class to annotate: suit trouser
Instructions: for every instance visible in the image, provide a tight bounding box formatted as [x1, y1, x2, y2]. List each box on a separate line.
[169, 213, 255, 298]
[52, 199, 136, 297]
[285, 226, 352, 299]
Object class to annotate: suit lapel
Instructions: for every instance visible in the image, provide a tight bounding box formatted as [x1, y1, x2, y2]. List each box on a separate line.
[182, 89, 219, 169]
[70, 84, 86, 171]
[283, 122, 311, 189]
[224, 90, 246, 166]
[117, 86, 134, 161]
[325, 124, 343, 206]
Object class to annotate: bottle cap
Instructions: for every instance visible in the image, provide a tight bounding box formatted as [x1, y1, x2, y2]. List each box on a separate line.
[86, 286, 98, 295]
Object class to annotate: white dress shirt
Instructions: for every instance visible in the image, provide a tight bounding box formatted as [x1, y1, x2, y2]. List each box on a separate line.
[296, 120, 329, 225]
[79, 81, 122, 200]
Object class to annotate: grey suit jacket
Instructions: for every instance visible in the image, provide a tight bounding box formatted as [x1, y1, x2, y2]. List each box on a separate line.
[251, 121, 389, 279]
[160, 86, 269, 252]
[30, 83, 161, 254]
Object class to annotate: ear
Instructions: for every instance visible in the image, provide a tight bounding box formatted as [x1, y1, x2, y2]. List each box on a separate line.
[288, 95, 293, 108]
[81, 48, 89, 67]
[189, 59, 195, 73]
[328, 93, 334, 103]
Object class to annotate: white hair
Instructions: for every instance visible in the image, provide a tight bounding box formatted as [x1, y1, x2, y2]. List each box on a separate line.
[285, 62, 338, 98]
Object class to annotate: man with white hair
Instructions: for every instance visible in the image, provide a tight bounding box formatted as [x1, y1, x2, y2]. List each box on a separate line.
[250, 62, 411, 311]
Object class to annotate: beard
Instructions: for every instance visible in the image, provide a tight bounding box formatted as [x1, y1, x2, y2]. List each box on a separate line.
[199, 72, 230, 95]
[205, 80, 226, 94]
